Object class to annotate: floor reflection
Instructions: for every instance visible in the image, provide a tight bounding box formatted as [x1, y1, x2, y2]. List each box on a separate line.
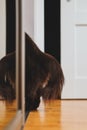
[0, 100, 16, 129]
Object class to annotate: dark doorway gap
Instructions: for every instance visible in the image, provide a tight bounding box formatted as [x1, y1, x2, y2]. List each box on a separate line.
[44, 0, 60, 63]
[6, 0, 16, 54]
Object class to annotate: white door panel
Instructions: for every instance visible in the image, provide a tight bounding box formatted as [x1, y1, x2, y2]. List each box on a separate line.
[61, 0, 87, 98]
[75, 0, 87, 11]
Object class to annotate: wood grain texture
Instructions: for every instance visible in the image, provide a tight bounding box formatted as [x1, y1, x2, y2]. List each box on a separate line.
[24, 99, 87, 130]
[0, 100, 16, 130]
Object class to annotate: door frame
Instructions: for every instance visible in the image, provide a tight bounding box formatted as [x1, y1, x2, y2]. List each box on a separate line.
[5, 0, 25, 129]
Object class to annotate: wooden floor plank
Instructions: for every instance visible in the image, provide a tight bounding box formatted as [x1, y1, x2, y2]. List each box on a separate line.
[24, 99, 87, 130]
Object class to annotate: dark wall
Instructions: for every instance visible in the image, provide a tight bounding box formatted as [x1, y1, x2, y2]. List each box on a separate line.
[44, 0, 60, 63]
[6, 0, 16, 54]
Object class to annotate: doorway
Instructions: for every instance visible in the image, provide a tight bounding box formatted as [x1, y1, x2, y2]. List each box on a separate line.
[44, 0, 60, 63]
[6, 0, 16, 54]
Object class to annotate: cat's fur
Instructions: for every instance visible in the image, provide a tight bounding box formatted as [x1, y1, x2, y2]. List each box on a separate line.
[0, 33, 64, 111]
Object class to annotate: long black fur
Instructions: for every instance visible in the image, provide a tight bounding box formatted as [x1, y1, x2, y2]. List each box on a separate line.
[0, 33, 64, 111]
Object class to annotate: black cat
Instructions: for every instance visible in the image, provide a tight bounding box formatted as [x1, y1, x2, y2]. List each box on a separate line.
[0, 33, 64, 111]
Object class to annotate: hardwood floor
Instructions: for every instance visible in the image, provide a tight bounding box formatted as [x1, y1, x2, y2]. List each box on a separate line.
[24, 99, 87, 130]
[0, 100, 16, 130]
[0, 99, 87, 130]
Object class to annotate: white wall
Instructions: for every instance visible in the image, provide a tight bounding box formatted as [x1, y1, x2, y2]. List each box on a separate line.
[34, 0, 44, 52]
[0, 0, 6, 59]
[23, 0, 44, 51]
[23, 0, 34, 39]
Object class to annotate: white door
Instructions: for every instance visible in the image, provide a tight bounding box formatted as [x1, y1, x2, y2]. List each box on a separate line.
[61, 0, 87, 99]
